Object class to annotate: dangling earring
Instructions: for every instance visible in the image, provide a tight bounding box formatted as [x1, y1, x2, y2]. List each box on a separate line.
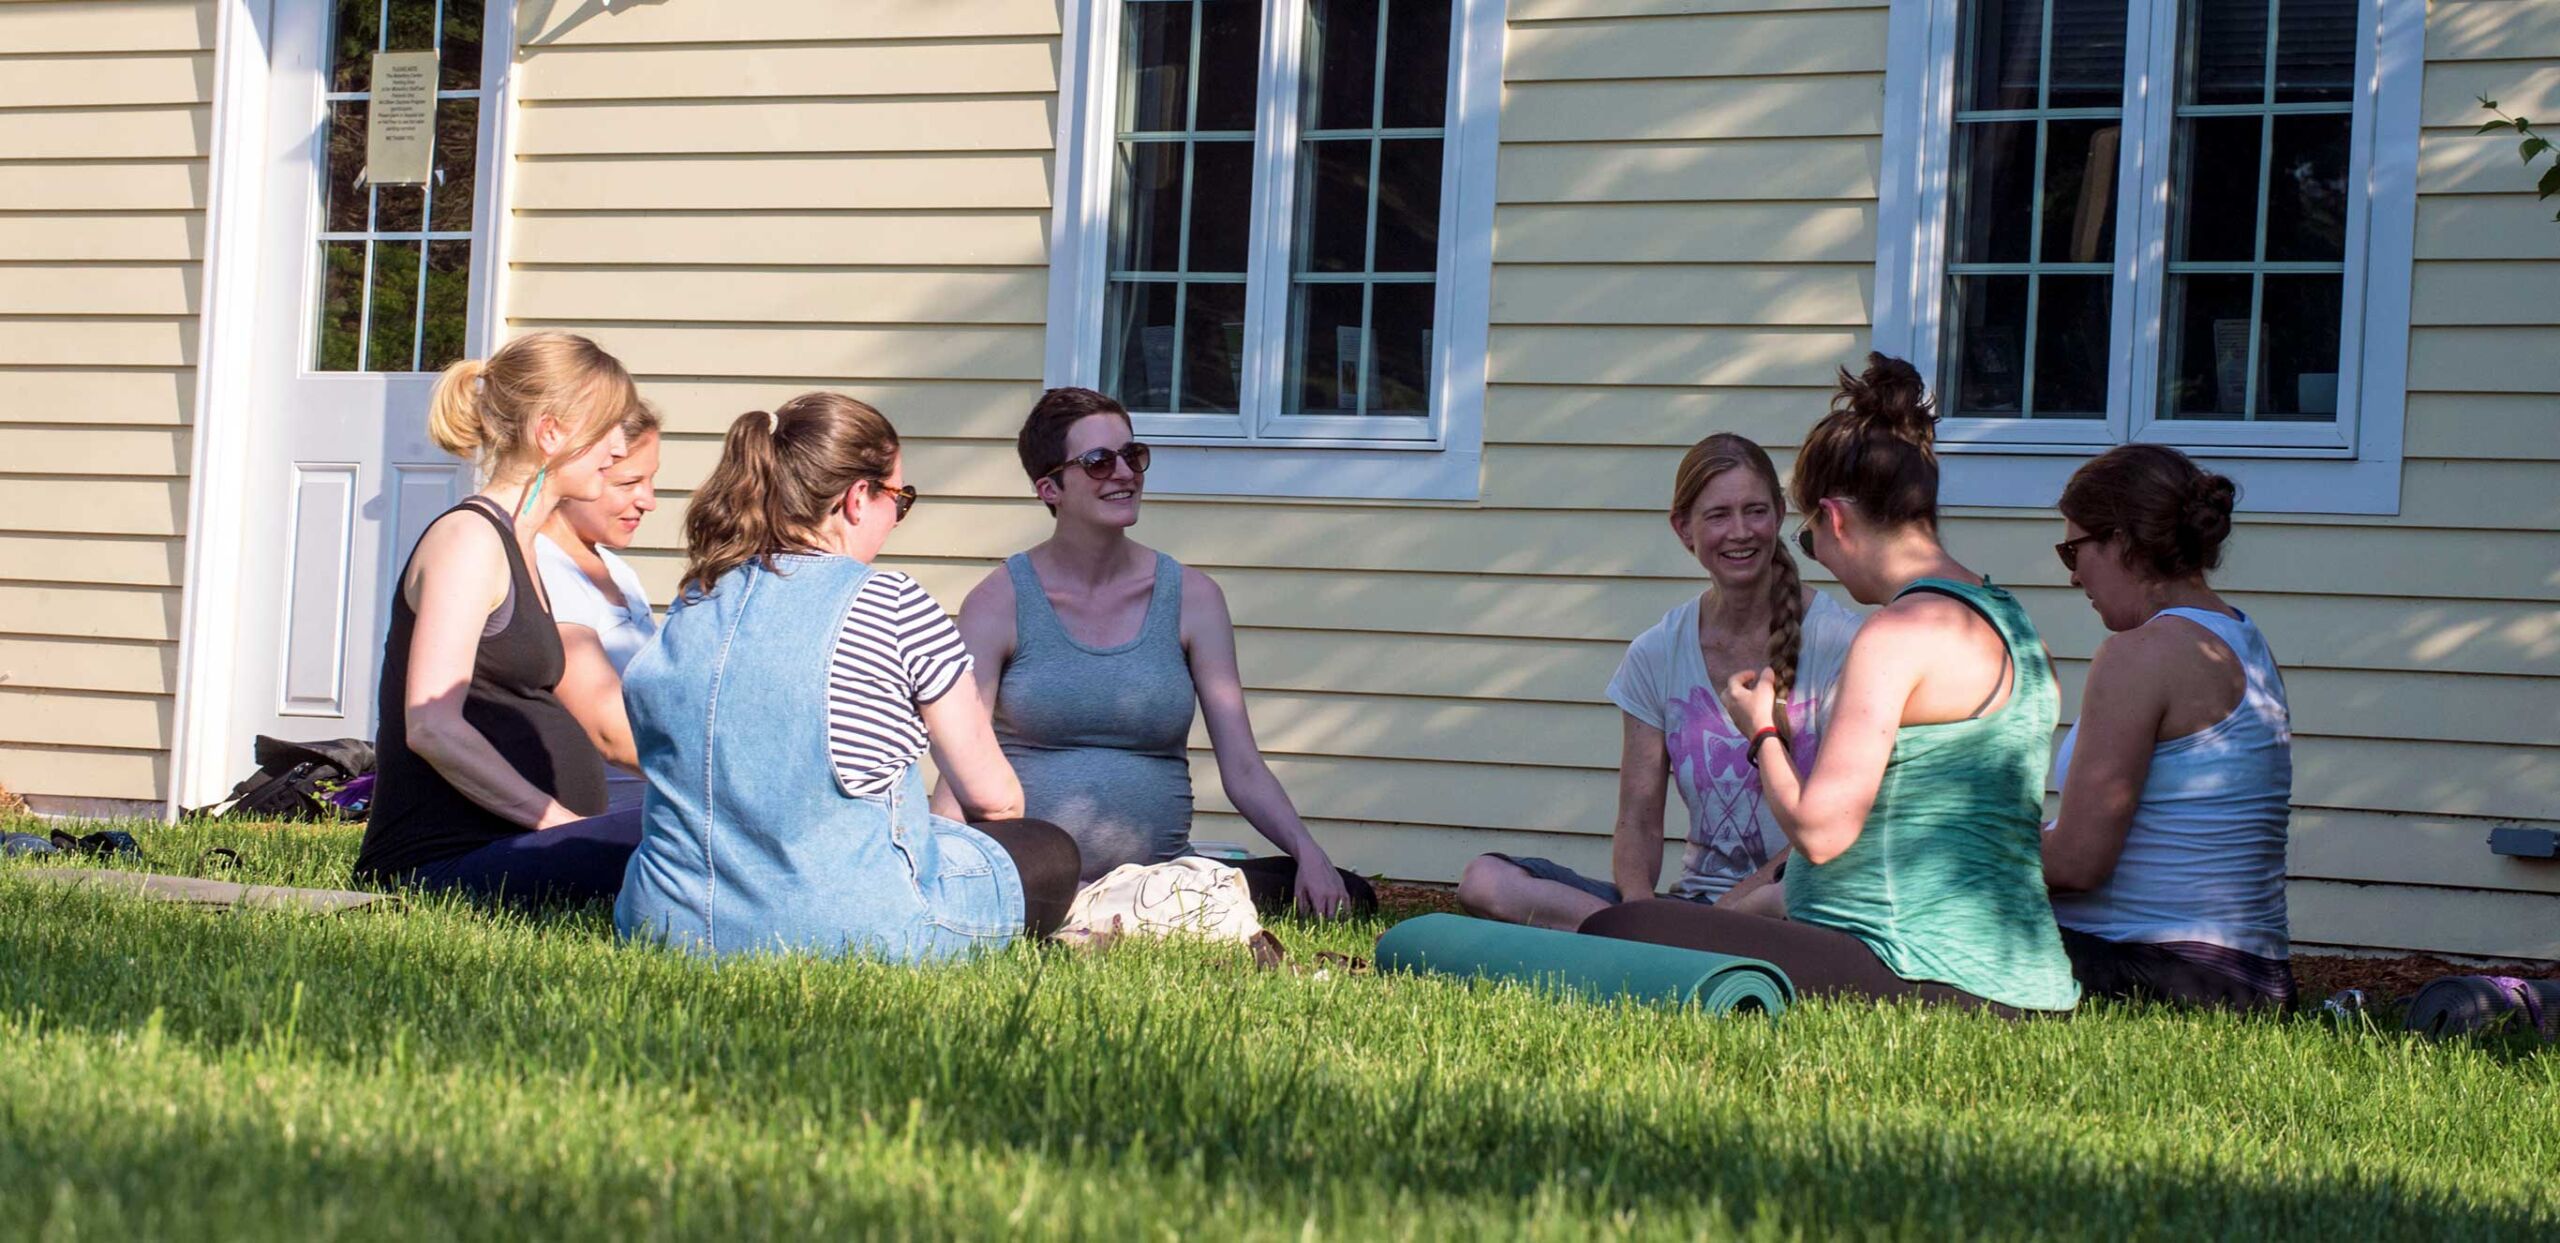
[515, 467, 547, 520]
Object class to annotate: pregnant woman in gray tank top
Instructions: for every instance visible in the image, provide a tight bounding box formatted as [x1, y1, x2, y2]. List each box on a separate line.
[934, 387, 1377, 918]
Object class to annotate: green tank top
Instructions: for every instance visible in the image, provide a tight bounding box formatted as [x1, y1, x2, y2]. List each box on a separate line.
[1784, 577, 2081, 1012]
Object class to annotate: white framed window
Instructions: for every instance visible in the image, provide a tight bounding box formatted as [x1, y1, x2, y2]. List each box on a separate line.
[1046, 0, 1505, 501]
[1873, 0, 2423, 514]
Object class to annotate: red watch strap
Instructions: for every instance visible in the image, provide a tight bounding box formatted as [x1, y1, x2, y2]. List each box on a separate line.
[1747, 725, 1784, 767]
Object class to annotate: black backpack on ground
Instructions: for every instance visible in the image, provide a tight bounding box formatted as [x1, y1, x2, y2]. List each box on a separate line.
[183, 736, 376, 822]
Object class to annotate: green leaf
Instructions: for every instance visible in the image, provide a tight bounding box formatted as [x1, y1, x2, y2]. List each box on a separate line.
[2478, 118, 2516, 135]
[2539, 162, 2560, 199]
[2525, 137, 2553, 162]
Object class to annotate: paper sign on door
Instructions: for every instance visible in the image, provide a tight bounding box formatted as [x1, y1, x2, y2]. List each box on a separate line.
[366, 50, 440, 185]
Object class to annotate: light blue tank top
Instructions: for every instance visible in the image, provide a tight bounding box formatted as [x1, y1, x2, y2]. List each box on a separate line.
[2048, 606, 2294, 959]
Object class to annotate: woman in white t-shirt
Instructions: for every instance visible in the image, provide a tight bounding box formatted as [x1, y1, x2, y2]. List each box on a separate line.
[536, 404, 662, 808]
[1457, 433, 1862, 929]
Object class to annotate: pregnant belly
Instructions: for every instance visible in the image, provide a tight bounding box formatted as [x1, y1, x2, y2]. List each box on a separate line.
[1005, 745, 1193, 882]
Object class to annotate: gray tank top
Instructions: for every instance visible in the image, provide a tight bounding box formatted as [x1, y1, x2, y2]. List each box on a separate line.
[992, 551, 1196, 881]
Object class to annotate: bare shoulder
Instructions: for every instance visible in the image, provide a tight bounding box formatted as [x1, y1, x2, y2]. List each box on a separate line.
[2103, 613, 2229, 683]
[959, 562, 1017, 616]
[1178, 562, 1227, 607]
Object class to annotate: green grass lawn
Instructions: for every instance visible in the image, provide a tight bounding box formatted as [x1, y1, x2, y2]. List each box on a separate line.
[3, 818, 2554, 1240]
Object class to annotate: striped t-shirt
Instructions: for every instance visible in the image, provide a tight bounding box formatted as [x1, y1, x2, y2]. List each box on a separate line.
[827, 571, 973, 797]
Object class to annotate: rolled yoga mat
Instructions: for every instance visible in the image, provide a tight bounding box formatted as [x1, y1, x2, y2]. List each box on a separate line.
[1375, 913, 1793, 1016]
[2403, 975, 2560, 1042]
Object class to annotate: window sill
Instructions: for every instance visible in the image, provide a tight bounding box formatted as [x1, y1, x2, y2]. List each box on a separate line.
[1138, 443, 1483, 503]
[1940, 448, 2402, 515]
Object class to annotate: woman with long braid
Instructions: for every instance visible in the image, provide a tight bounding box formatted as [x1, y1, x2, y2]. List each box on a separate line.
[1456, 434, 1861, 929]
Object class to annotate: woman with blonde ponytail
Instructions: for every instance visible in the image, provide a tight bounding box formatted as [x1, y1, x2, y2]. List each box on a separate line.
[1458, 433, 1862, 930]
[353, 331, 649, 904]
[614, 393, 1080, 962]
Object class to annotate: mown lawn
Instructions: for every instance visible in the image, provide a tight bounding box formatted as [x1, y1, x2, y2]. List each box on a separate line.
[2, 818, 2554, 1241]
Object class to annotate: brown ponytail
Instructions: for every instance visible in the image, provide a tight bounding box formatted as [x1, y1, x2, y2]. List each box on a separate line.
[424, 330, 641, 481]
[1671, 432, 1806, 702]
[1790, 352, 1940, 529]
[681, 392, 900, 596]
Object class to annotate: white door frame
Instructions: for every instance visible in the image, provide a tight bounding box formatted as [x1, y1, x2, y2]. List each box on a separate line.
[167, 0, 524, 814]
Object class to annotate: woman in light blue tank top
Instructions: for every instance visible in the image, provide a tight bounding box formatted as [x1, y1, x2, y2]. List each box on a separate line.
[935, 388, 1377, 917]
[2042, 446, 2296, 1009]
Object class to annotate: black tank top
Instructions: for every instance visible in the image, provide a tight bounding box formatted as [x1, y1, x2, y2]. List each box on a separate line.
[354, 498, 609, 880]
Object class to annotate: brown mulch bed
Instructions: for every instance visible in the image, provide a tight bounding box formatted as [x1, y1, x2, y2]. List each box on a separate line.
[1370, 881, 2555, 1003]
[0, 780, 24, 817]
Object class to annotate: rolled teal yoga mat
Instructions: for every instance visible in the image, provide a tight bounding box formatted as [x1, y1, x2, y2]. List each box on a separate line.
[1376, 913, 1794, 1016]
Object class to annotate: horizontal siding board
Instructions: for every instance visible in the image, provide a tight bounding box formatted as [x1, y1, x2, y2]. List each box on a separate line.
[0, 214, 202, 262]
[511, 153, 1054, 211]
[0, 264, 200, 316]
[0, 478, 187, 536]
[0, 743, 165, 803]
[1, 106, 209, 160]
[2291, 810, 2560, 896]
[514, 97, 1057, 157]
[0, 318, 195, 367]
[2406, 326, 2560, 394]
[0, 635, 175, 696]
[1498, 137, 1880, 204]
[507, 212, 1047, 266]
[0, 687, 169, 750]
[0, 584, 181, 642]
[1510, 0, 1887, 17]
[0, 51, 211, 108]
[0, 1, 211, 54]
[521, 323, 1042, 382]
[2411, 260, 2560, 326]
[2414, 195, 2560, 260]
[522, 0, 1060, 45]
[1493, 203, 1877, 262]
[0, 369, 194, 425]
[2291, 881, 2560, 959]
[0, 426, 190, 476]
[2417, 129, 2560, 196]
[1490, 263, 1872, 326]
[1505, 10, 1883, 82]
[0, 161, 206, 212]
[517, 41, 1059, 101]
[1490, 325, 1869, 386]
[0, 534, 186, 588]
[1483, 382, 1825, 445]
[509, 267, 1047, 326]
[2423, 60, 2560, 125]
[2403, 394, 2560, 461]
[634, 379, 1038, 438]
[1499, 77, 1882, 143]
[2427, 0, 2560, 62]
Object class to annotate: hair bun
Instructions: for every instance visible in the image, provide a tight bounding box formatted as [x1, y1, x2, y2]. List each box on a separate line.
[1838, 352, 1937, 446]
[2183, 470, 2236, 546]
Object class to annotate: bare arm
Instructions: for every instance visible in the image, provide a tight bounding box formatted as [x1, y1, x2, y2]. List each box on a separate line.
[921, 675, 1024, 822]
[931, 568, 1017, 821]
[1722, 609, 1932, 865]
[1183, 568, 1349, 915]
[2043, 630, 2167, 892]
[553, 624, 637, 771]
[402, 516, 585, 830]
[1608, 713, 1672, 901]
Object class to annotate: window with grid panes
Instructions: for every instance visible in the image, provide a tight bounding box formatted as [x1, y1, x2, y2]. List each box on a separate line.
[1055, 0, 1499, 482]
[1877, 0, 2418, 511]
[314, 0, 484, 373]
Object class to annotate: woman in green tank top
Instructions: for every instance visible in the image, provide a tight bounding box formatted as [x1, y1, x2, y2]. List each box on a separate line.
[1581, 356, 2080, 1014]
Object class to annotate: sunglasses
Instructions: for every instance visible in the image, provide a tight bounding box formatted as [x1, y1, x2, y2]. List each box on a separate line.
[867, 481, 918, 522]
[1045, 442, 1152, 482]
[2054, 531, 2106, 572]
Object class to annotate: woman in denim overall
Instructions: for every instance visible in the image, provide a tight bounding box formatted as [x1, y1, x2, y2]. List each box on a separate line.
[615, 393, 1080, 962]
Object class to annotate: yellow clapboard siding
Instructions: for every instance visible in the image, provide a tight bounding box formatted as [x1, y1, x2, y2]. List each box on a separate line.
[0, 585, 181, 643]
[1489, 325, 1870, 386]
[0, 368, 194, 425]
[0, 264, 199, 316]
[2417, 130, 2559, 197]
[1, 106, 208, 161]
[631, 379, 1038, 438]
[510, 267, 1047, 327]
[0, 51, 211, 108]
[0, 426, 190, 476]
[0, 479, 187, 537]
[0, 743, 166, 803]
[1510, 0, 1886, 18]
[515, 97, 1056, 157]
[1493, 203, 1877, 262]
[2404, 394, 2560, 461]
[2421, 60, 2560, 126]
[1498, 137, 1880, 204]
[2415, 195, 2560, 261]
[0, 1, 210, 55]
[0, 214, 202, 262]
[506, 212, 1047, 267]
[1506, 9, 1883, 82]
[1499, 77, 1882, 143]
[2428, 0, 2560, 63]
[522, 0, 1060, 46]
[0, 161, 205, 212]
[0, 636, 176, 696]
[0, 318, 195, 368]
[0, 534, 186, 589]
[1482, 382, 1829, 445]
[1187, 813, 1624, 885]
[2291, 882, 2560, 960]
[511, 154, 1054, 211]
[1490, 264, 1872, 326]
[2408, 326, 2560, 394]
[2292, 810, 2560, 896]
[2049, 664, 2560, 750]
[0, 687, 169, 750]
[517, 40, 1059, 101]
[2415, 260, 2560, 326]
[516, 323, 1042, 383]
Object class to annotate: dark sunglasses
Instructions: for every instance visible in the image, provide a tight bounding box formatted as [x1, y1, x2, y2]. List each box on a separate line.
[868, 481, 918, 522]
[1795, 525, 1817, 560]
[1045, 442, 1151, 482]
[2054, 531, 2106, 572]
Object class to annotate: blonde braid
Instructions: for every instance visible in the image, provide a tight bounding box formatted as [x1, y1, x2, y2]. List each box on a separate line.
[1764, 544, 1806, 706]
